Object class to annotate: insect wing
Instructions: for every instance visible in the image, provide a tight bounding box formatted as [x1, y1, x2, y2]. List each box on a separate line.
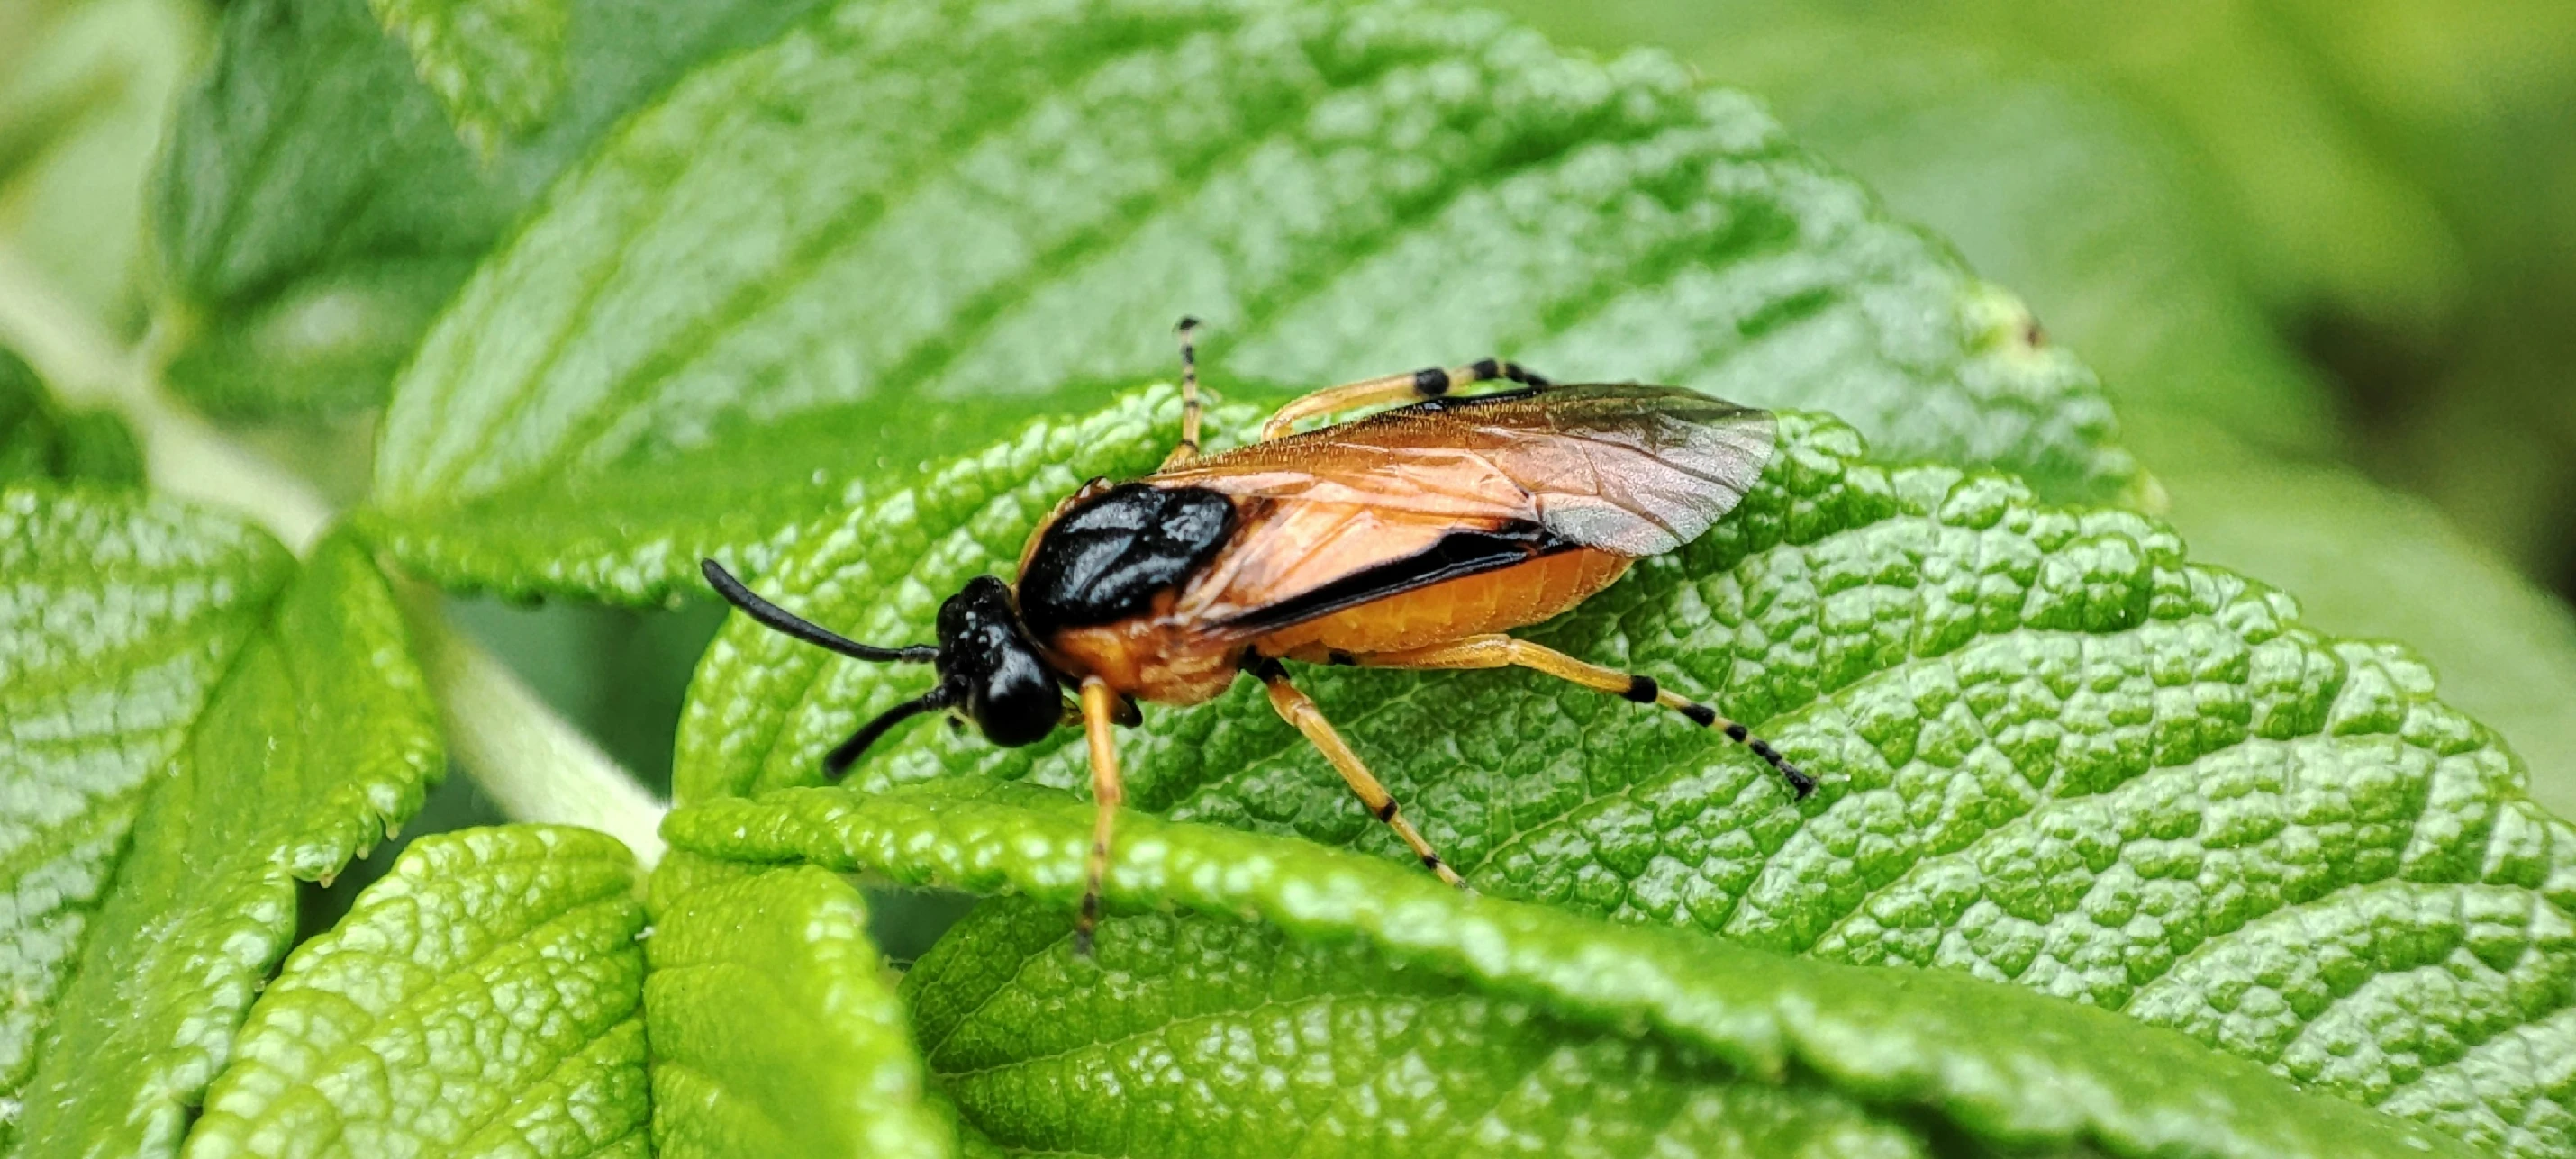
[1170, 495, 1521, 631]
[1152, 384, 1775, 557]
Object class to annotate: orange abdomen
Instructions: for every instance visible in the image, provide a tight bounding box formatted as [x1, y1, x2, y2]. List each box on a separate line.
[1255, 548, 1631, 658]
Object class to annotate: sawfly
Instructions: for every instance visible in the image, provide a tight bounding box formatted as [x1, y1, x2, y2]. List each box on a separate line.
[703, 319, 1807, 949]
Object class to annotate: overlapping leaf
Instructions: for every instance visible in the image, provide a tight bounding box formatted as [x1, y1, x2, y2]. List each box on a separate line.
[679, 404, 2576, 1156]
[0, 0, 203, 327]
[368, 0, 571, 158]
[4, 512, 442, 1157]
[910, 898, 1933, 1159]
[0, 348, 141, 487]
[667, 780, 2472, 1159]
[120, 0, 2576, 1154]
[1522, 0, 2576, 812]
[0, 487, 289, 1146]
[363, 0, 2134, 604]
[1619, 0, 2470, 324]
[644, 854, 948, 1158]
[188, 825, 646, 1157]
[151, 0, 832, 415]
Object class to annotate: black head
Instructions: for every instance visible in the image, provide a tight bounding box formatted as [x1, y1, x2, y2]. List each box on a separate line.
[931, 575, 1065, 748]
[699, 558, 1069, 778]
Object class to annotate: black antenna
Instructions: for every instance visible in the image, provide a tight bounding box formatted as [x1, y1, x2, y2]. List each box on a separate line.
[825, 687, 954, 776]
[702, 558, 938, 664]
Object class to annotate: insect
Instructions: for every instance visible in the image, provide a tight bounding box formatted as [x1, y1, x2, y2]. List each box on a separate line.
[703, 319, 1810, 950]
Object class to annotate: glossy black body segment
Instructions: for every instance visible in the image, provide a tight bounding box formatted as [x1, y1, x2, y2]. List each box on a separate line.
[1018, 483, 1235, 635]
[933, 575, 1063, 747]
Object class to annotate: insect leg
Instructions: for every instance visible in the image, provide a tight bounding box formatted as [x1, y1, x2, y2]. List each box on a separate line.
[1074, 676, 1127, 955]
[1162, 316, 1205, 467]
[1247, 656, 1466, 887]
[1356, 636, 1817, 799]
[1256, 357, 1552, 440]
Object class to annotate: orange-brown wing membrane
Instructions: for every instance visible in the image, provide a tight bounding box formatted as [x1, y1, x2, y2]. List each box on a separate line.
[1151, 384, 1775, 557]
[1149, 384, 1773, 632]
[1175, 498, 1551, 632]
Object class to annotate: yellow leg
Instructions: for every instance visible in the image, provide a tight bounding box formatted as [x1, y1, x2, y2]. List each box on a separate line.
[1257, 357, 1551, 440]
[1162, 316, 1205, 468]
[1247, 657, 1466, 886]
[1074, 677, 1126, 955]
[1358, 635, 1817, 798]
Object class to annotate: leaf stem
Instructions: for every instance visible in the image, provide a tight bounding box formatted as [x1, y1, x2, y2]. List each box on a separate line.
[400, 584, 668, 865]
[0, 243, 667, 865]
[0, 249, 332, 548]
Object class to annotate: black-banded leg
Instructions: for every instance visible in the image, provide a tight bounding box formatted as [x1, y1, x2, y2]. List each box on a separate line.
[1246, 656, 1466, 886]
[1356, 635, 1817, 799]
[1074, 676, 1127, 955]
[1257, 357, 1553, 440]
[1162, 316, 1205, 468]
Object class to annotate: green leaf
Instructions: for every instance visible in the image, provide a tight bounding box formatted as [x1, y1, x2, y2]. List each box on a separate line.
[150, 0, 833, 416]
[1599, 14, 2344, 454]
[1541, 0, 2468, 327]
[0, 486, 290, 1143]
[187, 825, 647, 1158]
[643, 852, 949, 1159]
[2127, 404, 2576, 819]
[367, 0, 570, 158]
[677, 405, 2576, 1157]
[0, 347, 142, 486]
[667, 780, 2472, 1159]
[5, 519, 443, 1157]
[362, 0, 2136, 604]
[912, 898, 1927, 1158]
[1547, 8, 2576, 815]
[0, 0, 204, 330]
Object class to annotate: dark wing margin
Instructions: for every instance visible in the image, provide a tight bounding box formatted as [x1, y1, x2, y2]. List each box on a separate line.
[1219, 521, 1572, 634]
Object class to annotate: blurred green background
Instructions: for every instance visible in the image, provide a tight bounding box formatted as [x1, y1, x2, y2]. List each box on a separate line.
[5, 0, 2573, 860]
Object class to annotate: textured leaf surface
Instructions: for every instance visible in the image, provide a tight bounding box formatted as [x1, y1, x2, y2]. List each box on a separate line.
[644, 853, 948, 1159]
[367, 0, 569, 157]
[0, 347, 141, 486]
[150, 0, 830, 415]
[364, 0, 2135, 604]
[8, 528, 442, 1157]
[666, 780, 2471, 1159]
[1528, 0, 2576, 815]
[680, 405, 2576, 1157]
[2131, 405, 2576, 819]
[0, 487, 289, 1144]
[187, 825, 646, 1159]
[911, 897, 1918, 1159]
